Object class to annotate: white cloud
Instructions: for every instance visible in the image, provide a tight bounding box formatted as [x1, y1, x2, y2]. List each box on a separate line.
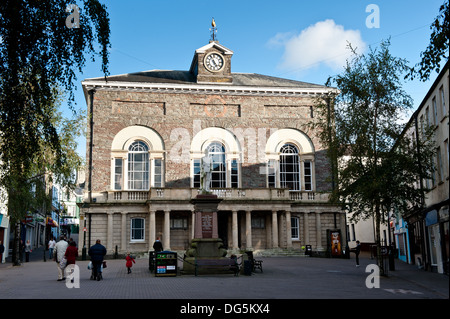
[270, 19, 366, 73]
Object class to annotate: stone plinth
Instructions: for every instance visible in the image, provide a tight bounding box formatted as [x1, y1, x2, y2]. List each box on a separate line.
[183, 194, 228, 274]
[190, 194, 222, 239]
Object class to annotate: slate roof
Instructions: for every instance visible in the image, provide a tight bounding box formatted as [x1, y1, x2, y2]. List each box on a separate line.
[83, 70, 328, 89]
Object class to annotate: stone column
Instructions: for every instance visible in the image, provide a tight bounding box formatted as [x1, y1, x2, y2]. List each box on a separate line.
[107, 212, 114, 253]
[191, 210, 195, 240]
[78, 212, 85, 253]
[316, 212, 323, 251]
[303, 212, 310, 245]
[121, 212, 127, 253]
[285, 210, 292, 248]
[340, 212, 347, 247]
[232, 210, 239, 249]
[149, 210, 156, 250]
[164, 210, 170, 251]
[272, 210, 279, 248]
[245, 210, 252, 250]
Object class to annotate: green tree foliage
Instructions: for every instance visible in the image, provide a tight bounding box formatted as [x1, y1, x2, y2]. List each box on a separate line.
[313, 41, 435, 274]
[0, 0, 110, 183]
[408, 1, 449, 81]
[0, 1, 109, 264]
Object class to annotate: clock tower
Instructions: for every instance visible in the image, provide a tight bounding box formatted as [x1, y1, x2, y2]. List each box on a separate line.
[189, 21, 233, 84]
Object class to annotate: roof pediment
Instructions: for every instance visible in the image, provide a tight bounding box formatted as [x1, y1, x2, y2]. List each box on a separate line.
[194, 41, 233, 55]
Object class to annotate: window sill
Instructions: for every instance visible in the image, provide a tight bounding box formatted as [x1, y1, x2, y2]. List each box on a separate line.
[130, 240, 145, 244]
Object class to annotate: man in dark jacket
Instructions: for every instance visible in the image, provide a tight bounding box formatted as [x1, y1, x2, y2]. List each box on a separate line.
[153, 237, 163, 252]
[351, 240, 361, 267]
[88, 239, 106, 281]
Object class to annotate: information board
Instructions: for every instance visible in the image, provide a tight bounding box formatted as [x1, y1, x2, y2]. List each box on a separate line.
[155, 251, 177, 277]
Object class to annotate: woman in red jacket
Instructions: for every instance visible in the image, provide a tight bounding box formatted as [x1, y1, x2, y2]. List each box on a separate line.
[65, 241, 78, 265]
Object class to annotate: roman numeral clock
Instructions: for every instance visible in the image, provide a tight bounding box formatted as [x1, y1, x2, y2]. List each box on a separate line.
[189, 20, 234, 84]
[204, 52, 224, 72]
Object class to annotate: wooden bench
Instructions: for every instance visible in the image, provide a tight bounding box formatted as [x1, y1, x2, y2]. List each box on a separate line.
[195, 258, 240, 276]
[245, 251, 263, 273]
[252, 259, 263, 272]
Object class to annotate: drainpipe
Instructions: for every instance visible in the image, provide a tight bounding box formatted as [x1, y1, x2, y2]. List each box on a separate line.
[88, 89, 95, 249]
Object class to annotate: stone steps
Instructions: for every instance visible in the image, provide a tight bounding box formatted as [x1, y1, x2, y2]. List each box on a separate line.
[136, 248, 308, 260]
[252, 249, 308, 258]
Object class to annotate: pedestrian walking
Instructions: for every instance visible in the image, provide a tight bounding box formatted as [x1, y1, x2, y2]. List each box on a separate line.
[0, 241, 5, 264]
[88, 239, 106, 281]
[53, 235, 68, 281]
[25, 240, 32, 262]
[125, 253, 135, 274]
[351, 240, 361, 267]
[48, 237, 56, 260]
[153, 237, 163, 252]
[65, 241, 78, 283]
[64, 241, 78, 266]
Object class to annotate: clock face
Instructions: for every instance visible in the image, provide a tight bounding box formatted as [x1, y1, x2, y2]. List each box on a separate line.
[205, 53, 224, 71]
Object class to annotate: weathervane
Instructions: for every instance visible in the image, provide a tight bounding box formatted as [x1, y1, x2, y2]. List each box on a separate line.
[209, 18, 218, 42]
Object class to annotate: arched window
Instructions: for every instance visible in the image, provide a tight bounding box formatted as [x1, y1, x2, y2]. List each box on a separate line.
[128, 141, 149, 190]
[266, 128, 315, 191]
[111, 126, 165, 191]
[279, 144, 301, 191]
[208, 142, 226, 188]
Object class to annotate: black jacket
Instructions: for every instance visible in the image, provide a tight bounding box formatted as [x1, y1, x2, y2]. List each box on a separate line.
[88, 243, 106, 261]
[153, 240, 163, 252]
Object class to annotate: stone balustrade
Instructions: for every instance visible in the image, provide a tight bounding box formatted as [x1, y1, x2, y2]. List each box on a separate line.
[87, 188, 330, 204]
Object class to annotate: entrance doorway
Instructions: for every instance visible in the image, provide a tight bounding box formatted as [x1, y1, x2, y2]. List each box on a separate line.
[218, 212, 228, 249]
[428, 224, 443, 273]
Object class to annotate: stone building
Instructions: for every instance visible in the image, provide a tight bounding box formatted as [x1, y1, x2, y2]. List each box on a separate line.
[78, 39, 345, 257]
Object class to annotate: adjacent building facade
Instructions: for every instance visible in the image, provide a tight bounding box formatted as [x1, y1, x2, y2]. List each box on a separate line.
[78, 40, 346, 257]
[398, 61, 449, 274]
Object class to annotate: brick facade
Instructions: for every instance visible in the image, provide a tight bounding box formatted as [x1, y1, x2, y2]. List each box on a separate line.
[78, 41, 345, 256]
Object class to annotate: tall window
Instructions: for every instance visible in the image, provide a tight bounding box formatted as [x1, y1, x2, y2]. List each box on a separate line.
[280, 144, 301, 191]
[192, 142, 240, 189]
[231, 159, 239, 188]
[193, 159, 201, 188]
[291, 217, 300, 240]
[114, 158, 123, 190]
[440, 86, 446, 117]
[208, 142, 226, 188]
[153, 159, 162, 187]
[268, 159, 276, 188]
[131, 218, 145, 241]
[128, 141, 149, 190]
[432, 97, 438, 125]
[304, 161, 312, 191]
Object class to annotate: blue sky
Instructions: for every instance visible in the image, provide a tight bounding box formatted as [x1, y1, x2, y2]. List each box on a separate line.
[69, 0, 446, 157]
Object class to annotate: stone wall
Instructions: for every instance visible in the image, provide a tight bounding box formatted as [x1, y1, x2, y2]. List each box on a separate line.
[86, 89, 332, 193]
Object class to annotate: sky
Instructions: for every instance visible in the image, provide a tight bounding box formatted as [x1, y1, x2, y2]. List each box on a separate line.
[66, 0, 447, 158]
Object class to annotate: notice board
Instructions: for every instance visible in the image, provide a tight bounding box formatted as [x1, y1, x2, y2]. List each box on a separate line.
[155, 251, 177, 277]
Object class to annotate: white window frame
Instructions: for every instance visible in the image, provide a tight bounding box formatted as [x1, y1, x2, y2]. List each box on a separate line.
[114, 158, 123, 190]
[291, 216, 300, 240]
[208, 142, 227, 189]
[191, 141, 240, 189]
[279, 144, 301, 191]
[130, 217, 145, 242]
[127, 141, 150, 190]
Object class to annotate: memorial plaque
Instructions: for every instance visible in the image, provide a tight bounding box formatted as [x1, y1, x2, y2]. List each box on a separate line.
[201, 212, 213, 238]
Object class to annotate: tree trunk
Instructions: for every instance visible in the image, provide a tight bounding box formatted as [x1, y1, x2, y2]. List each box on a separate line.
[374, 203, 385, 276]
[13, 222, 21, 266]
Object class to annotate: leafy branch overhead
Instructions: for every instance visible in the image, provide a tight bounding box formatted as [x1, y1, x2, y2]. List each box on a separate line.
[408, 1, 449, 81]
[0, 0, 110, 182]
